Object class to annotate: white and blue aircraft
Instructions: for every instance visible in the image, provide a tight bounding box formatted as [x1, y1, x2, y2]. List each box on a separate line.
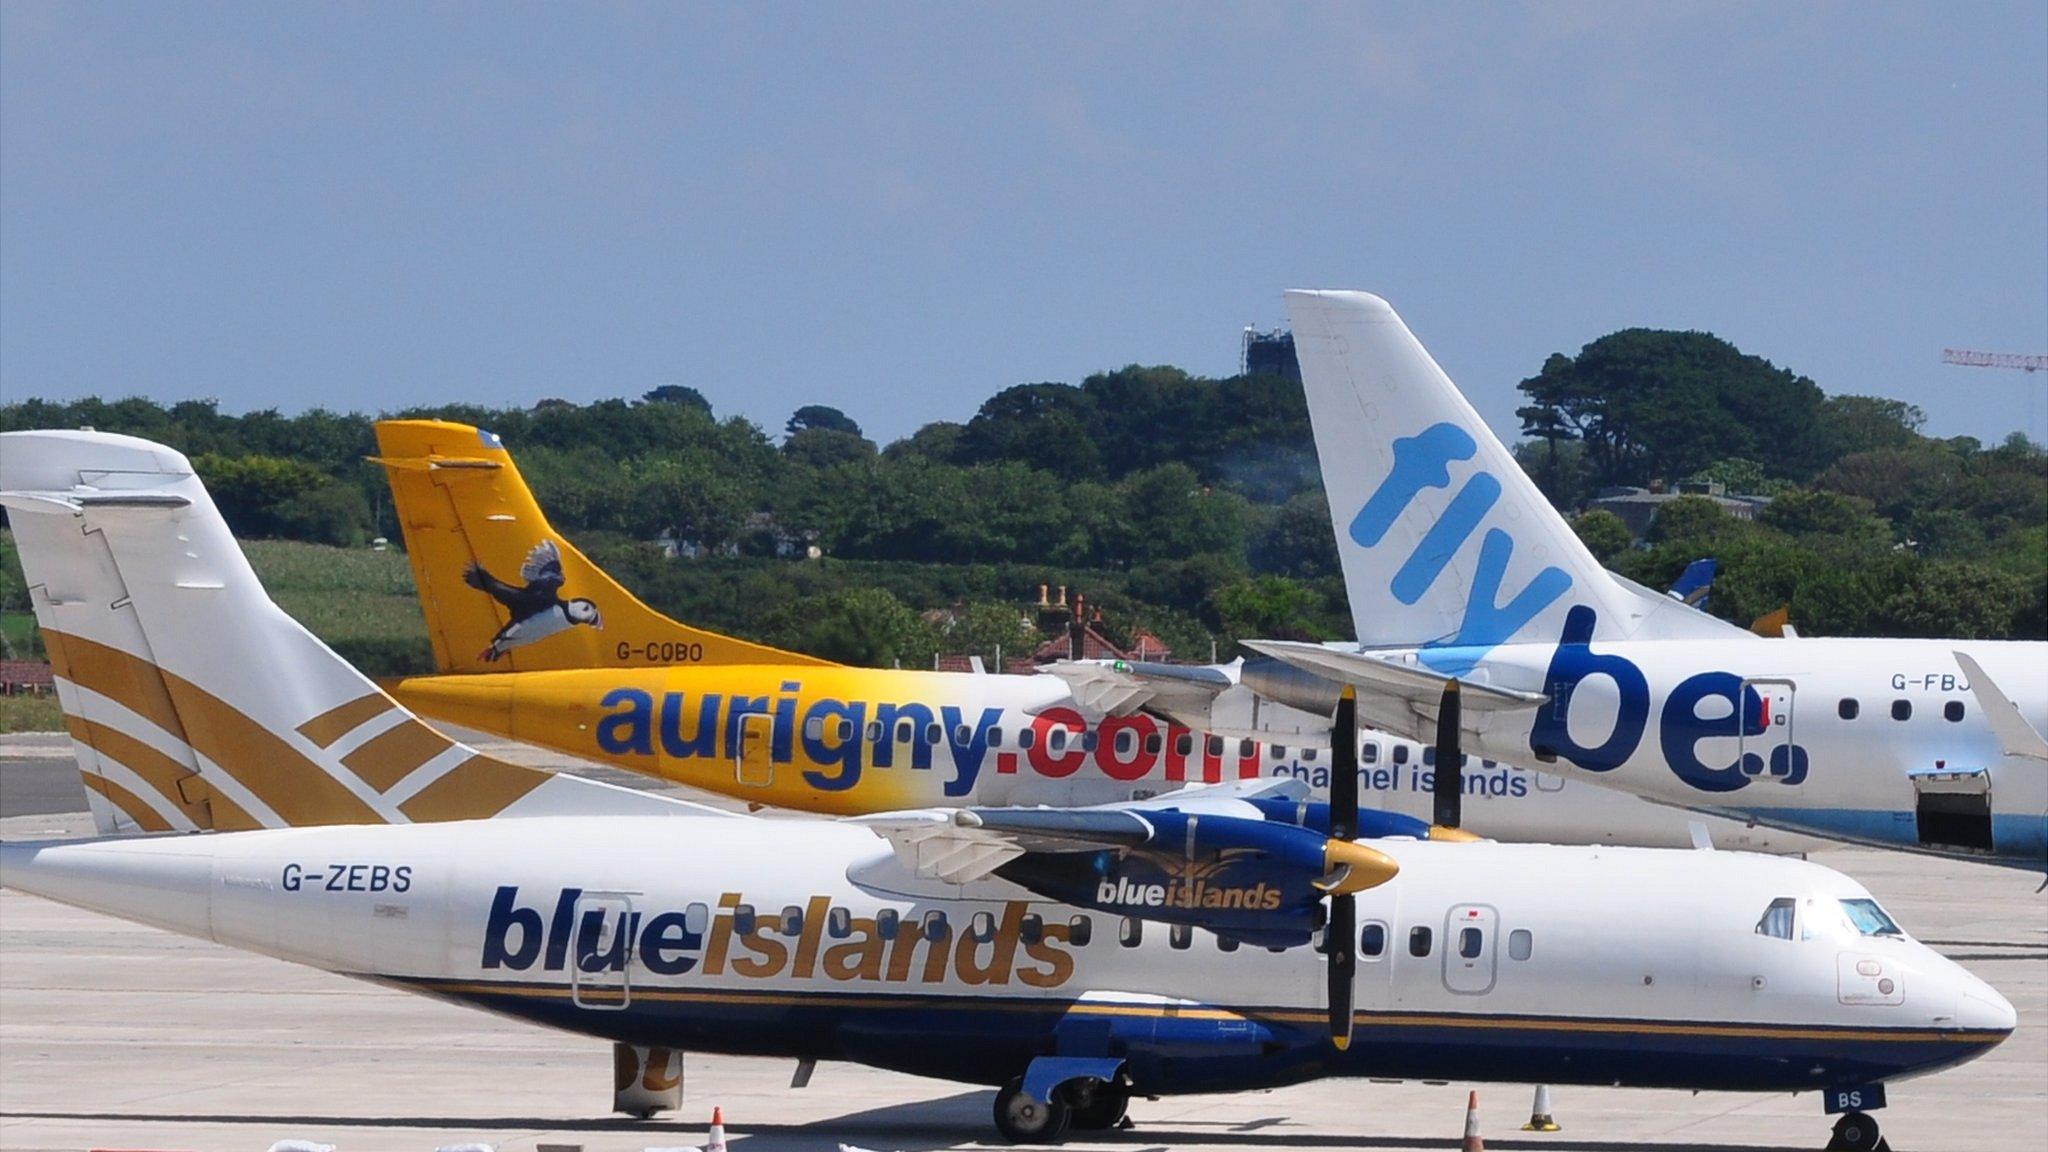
[0, 430, 2014, 1150]
[1249, 290, 2048, 870]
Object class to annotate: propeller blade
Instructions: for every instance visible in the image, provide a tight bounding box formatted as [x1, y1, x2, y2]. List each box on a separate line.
[1431, 679, 1464, 829]
[1327, 892, 1356, 1049]
[1326, 684, 1361, 1048]
[1331, 685, 1358, 843]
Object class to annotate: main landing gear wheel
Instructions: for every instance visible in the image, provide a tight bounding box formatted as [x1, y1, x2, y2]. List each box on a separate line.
[995, 1076, 1072, 1145]
[1065, 1078, 1130, 1130]
[1827, 1110, 1887, 1151]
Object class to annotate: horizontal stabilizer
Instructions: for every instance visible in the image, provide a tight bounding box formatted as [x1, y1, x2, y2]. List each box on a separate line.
[1038, 659, 1236, 728]
[1954, 652, 2048, 763]
[1241, 640, 1545, 740]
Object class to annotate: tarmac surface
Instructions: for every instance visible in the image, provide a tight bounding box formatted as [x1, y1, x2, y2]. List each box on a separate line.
[2, 734, 2044, 1152]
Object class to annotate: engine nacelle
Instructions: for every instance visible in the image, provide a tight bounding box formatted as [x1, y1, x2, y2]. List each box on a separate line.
[1240, 655, 1342, 716]
[994, 812, 1396, 947]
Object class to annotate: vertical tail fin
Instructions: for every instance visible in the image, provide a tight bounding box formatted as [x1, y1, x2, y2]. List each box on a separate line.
[1, 430, 699, 834]
[1284, 290, 1743, 667]
[371, 420, 831, 674]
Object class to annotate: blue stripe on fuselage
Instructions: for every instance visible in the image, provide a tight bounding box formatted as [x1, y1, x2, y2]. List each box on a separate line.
[368, 975, 2002, 1095]
[1737, 807, 2048, 870]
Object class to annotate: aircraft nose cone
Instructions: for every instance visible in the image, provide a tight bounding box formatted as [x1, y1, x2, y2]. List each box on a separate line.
[1958, 986, 2017, 1036]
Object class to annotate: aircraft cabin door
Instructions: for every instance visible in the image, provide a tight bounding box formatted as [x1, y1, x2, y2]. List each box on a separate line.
[571, 892, 635, 1010]
[1442, 904, 1499, 995]
[1741, 678, 1797, 782]
[733, 711, 775, 788]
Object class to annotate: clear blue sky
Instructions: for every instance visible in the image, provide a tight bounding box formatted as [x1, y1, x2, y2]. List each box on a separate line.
[4, 3, 2044, 447]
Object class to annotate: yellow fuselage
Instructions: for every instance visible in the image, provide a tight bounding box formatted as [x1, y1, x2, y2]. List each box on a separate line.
[389, 665, 1289, 816]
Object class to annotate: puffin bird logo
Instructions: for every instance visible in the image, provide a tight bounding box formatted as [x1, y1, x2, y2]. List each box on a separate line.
[463, 539, 603, 662]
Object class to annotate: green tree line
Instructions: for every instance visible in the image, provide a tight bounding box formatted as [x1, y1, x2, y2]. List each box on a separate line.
[3, 334, 2041, 671]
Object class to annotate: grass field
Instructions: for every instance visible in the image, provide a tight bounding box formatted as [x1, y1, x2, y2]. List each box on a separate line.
[0, 693, 64, 734]
[240, 539, 434, 676]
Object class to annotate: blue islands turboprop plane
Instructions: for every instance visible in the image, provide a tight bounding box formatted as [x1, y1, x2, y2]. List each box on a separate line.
[1247, 290, 2048, 872]
[0, 428, 2015, 1150]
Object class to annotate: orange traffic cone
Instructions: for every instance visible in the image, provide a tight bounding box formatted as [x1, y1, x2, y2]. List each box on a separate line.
[707, 1104, 729, 1152]
[1521, 1083, 1560, 1131]
[1462, 1089, 1484, 1151]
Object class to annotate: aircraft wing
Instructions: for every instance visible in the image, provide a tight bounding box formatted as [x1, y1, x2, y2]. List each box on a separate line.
[1955, 652, 2048, 763]
[1037, 659, 1236, 728]
[1241, 640, 1546, 738]
[852, 776, 1311, 884]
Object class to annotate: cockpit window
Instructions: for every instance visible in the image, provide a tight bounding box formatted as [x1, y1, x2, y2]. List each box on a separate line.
[1755, 897, 1796, 940]
[1840, 898, 1903, 938]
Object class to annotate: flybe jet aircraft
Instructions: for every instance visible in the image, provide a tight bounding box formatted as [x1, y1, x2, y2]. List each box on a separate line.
[0, 429, 2011, 1149]
[1251, 290, 2048, 870]
[368, 419, 1815, 852]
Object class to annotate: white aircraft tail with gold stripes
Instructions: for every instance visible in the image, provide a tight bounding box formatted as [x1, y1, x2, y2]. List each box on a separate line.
[1, 430, 708, 835]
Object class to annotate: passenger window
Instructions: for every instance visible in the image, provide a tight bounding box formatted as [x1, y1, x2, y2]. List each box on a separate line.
[1115, 730, 1136, 756]
[1144, 733, 1163, 755]
[780, 905, 804, 935]
[1508, 929, 1532, 961]
[1018, 727, 1036, 750]
[1361, 921, 1387, 959]
[836, 718, 855, 741]
[1239, 738, 1255, 759]
[895, 720, 914, 743]
[1082, 732, 1099, 752]
[1891, 699, 1911, 721]
[1207, 734, 1224, 758]
[1217, 934, 1240, 953]
[1409, 926, 1432, 957]
[923, 911, 950, 940]
[1273, 745, 1288, 759]
[988, 727, 1003, 748]
[865, 721, 884, 742]
[1119, 916, 1143, 947]
[1458, 927, 1482, 959]
[1944, 701, 1965, 723]
[685, 902, 710, 936]
[1067, 916, 1092, 947]
[732, 904, 756, 935]
[1755, 897, 1796, 940]
[804, 717, 825, 740]
[1049, 729, 1067, 754]
[875, 908, 900, 941]
[827, 907, 852, 938]
[970, 912, 996, 942]
[926, 723, 943, 745]
[1175, 733, 1193, 757]
[1393, 745, 1410, 765]
[1019, 915, 1044, 945]
[1363, 742, 1379, 764]
[1170, 924, 1192, 950]
[1838, 698, 1859, 720]
[1422, 746, 1435, 766]
[1302, 746, 1317, 762]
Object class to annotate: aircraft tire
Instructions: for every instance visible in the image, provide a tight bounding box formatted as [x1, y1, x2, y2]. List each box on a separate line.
[1066, 1079, 1129, 1129]
[994, 1076, 1072, 1144]
[1828, 1110, 1882, 1151]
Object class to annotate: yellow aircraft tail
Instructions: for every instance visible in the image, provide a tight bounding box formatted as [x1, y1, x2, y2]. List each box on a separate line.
[372, 420, 832, 674]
